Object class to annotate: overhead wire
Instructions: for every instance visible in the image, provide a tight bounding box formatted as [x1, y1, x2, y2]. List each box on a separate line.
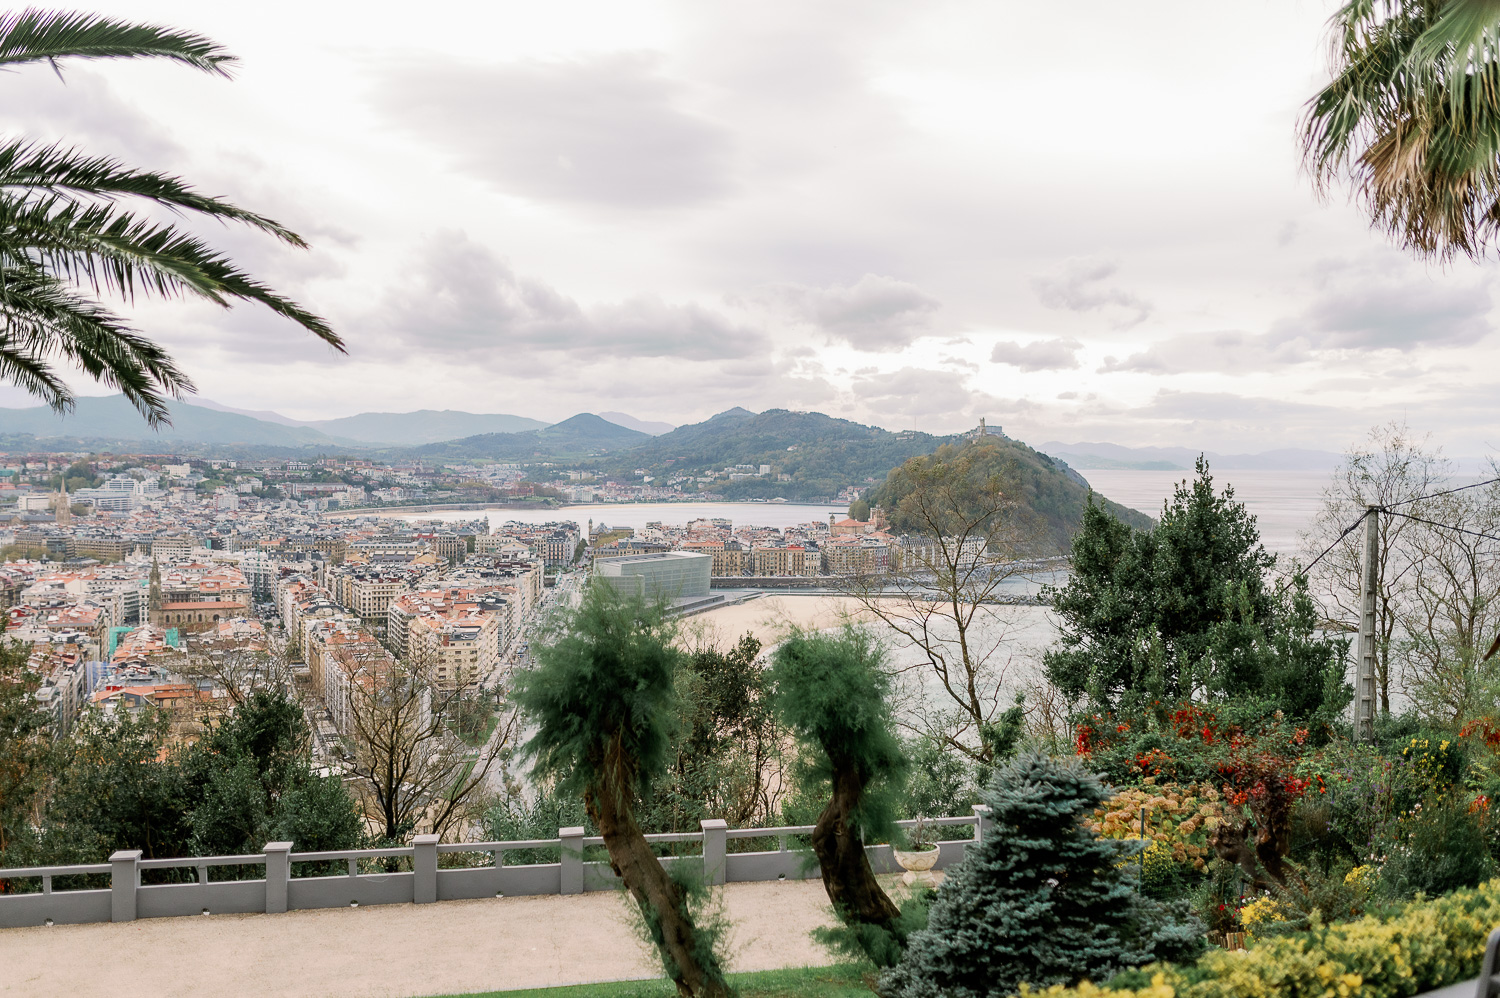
[1383, 475, 1500, 509]
[1381, 509, 1500, 546]
[1301, 514, 1368, 574]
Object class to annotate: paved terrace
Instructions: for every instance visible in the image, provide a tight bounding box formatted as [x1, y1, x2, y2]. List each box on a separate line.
[0, 879, 839, 998]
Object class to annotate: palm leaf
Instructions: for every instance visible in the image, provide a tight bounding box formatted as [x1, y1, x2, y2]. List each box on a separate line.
[1303, 0, 1500, 259]
[0, 195, 342, 349]
[0, 264, 193, 425]
[0, 9, 234, 74]
[0, 11, 344, 421]
[0, 140, 306, 246]
[0, 336, 70, 413]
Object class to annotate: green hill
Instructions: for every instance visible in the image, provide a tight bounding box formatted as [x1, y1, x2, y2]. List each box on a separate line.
[869, 436, 1155, 553]
[414, 413, 650, 460]
[600, 408, 955, 501]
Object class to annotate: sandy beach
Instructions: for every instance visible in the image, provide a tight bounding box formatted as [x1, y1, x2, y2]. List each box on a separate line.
[678, 593, 877, 648]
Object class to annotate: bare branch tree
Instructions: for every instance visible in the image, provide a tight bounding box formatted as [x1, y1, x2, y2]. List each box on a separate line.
[1302, 421, 1447, 713]
[1395, 478, 1500, 722]
[180, 646, 286, 712]
[839, 446, 1046, 767]
[335, 641, 511, 842]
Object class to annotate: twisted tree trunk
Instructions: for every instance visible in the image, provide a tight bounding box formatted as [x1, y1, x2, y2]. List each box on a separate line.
[586, 779, 729, 998]
[810, 762, 901, 931]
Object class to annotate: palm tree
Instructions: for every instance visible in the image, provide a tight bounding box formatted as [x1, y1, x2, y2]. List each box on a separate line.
[0, 10, 341, 426]
[1303, 0, 1500, 261]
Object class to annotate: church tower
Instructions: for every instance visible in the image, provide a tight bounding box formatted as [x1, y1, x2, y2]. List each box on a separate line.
[148, 556, 162, 625]
[54, 477, 69, 526]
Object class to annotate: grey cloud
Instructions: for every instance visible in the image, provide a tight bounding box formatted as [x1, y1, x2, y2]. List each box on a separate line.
[1141, 390, 1334, 422]
[0, 66, 182, 166]
[380, 233, 769, 363]
[1098, 331, 1311, 375]
[751, 273, 940, 351]
[1030, 258, 1151, 326]
[1275, 282, 1493, 350]
[850, 366, 980, 420]
[990, 337, 1082, 371]
[374, 54, 732, 209]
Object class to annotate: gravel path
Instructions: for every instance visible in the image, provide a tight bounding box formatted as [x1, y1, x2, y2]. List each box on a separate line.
[0, 880, 840, 998]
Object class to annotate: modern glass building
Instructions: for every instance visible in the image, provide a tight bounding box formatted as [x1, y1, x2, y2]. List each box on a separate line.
[595, 551, 712, 600]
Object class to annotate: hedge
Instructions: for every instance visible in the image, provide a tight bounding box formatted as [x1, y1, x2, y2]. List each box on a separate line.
[1020, 878, 1500, 998]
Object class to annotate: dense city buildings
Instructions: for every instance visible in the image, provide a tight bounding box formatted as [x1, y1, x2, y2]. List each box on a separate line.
[0, 449, 945, 767]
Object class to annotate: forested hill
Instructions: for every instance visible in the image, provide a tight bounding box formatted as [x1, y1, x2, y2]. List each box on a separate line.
[412, 413, 650, 460]
[869, 436, 1156, 553]
[598, 408, 957, 500]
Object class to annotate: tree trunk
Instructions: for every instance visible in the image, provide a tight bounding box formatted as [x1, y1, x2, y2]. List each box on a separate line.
[587, 786, 729, 998]
[810, 763, 901, 931]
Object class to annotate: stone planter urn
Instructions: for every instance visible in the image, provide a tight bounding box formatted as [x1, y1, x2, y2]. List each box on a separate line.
[891, 844, 940, 887]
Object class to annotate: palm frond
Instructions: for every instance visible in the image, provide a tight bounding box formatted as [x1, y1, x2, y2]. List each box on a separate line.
[0, 140, 307, 246]
[0, 196, 342, 350]
[0, 263, 193, 426]
[1302, 0, 1500, 260]
[0, 336, 70, 414]
[0, 9, 234, 75]
[0, 10, 344, 422]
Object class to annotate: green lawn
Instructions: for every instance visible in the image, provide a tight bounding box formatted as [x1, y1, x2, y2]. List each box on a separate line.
[420, 964, 874, 998]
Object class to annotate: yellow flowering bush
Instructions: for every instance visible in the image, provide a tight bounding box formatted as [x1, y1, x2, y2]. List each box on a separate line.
[1237, 895, 1285, 931]
[1086, 781, 1222, 873]
[1401, 736, 1462, 790]
[1018, 877, 1500, 998]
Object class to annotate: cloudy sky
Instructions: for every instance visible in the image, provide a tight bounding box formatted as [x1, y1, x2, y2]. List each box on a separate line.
[4, 0, 1497, 455]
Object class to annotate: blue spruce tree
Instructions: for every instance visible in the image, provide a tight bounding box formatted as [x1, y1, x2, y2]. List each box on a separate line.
[881, 753, 1203, 998]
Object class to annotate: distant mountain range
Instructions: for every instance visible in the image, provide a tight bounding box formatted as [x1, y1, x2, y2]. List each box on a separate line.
[0, 397, 669, 449]
[1041, 441, 1344, 472]
[0, 396, 348, 448]
[597, 412, 674, 436]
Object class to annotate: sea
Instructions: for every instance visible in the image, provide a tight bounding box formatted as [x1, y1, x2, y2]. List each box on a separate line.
[366, 469, 1335, 557]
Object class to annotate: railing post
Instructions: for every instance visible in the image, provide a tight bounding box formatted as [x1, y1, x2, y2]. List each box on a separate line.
[109, 849, 141, 922]
[559, 826, 584, 895]
[972, 804, 993, 846]
[264, 842, 291, 914]
[413, 834, 439, 904]
[701, 819, 727, 886]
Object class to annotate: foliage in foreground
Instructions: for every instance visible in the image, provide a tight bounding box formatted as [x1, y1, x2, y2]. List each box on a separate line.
[513, 580, 731, 998]
[1044, 459, 1350, 724]
[882, 753, 1203, 998]
[770, 625, 908, 966]
[2, 684, 362, 872]
[1027, 877, 1500, 998]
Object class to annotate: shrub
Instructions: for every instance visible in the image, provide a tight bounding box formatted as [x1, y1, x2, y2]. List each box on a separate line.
[1086, 781, 1221, 874]
[1246, 860, 1376, 937]
[1376, 796, 1495, 899]
[1191, 858, 1246, 935]
[881, 753, 1203, 998]
[1021, 877, 1500, 998]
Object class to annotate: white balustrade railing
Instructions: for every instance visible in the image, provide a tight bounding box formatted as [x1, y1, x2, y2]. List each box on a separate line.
[0, 806, 993, 929]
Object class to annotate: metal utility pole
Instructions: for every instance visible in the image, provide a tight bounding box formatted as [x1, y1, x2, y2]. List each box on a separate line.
[1354, 506, 1380, 742]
